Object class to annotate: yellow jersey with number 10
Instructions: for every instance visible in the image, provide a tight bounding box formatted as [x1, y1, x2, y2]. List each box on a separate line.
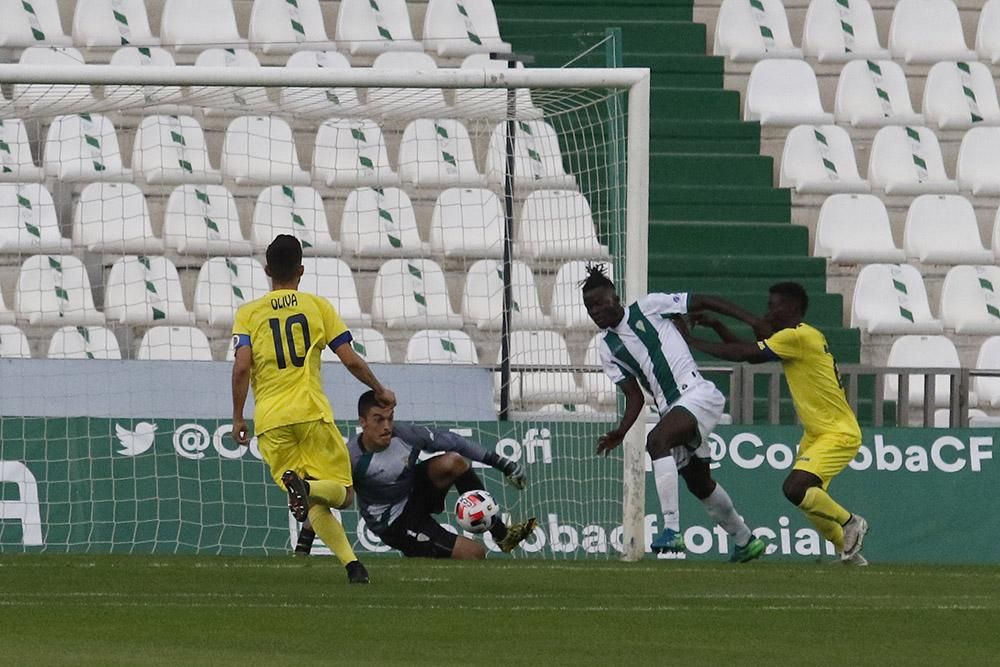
[758, 323, 861, 440]
[232, 290, 350, 434]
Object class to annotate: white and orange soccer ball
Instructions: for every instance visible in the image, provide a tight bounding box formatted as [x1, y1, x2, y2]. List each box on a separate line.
[454, 490, 499, 534]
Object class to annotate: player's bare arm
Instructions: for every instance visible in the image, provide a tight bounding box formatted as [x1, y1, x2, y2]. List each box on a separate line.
[334, 341, 397, 408]
[231, 345, 252, 445]
[688, 294, 773, 340]
[597, 377, 645, 456]
[688, 312, 744, 344]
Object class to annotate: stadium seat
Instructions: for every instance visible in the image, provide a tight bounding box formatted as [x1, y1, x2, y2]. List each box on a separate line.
[189, 49, 279, 114]
[160, 0, 247, 51]
[299, 257, 371, 326]
[0, 288, 14, 324]
[485, 120, 576, 189]
[883, 335, 963, 409]
[0, 183, 70, 253]
[889, 0, 976, 64]
[72, 0, 157, 48]
[779, 125, 869, 193]
[516, 190, 608, 260]
[320, 327, 391, 363]
[744, 60, 833, 126]
[47, 326, 122, 359]
[903, 195, 992, 264]
[583, 334, 616, 405]
[106, 47, 185, 109]
[335, 0, 420, 55]
[814, 194, 904, 263]
[956, 127, 1000, 195]
[104, 256, 193, 325]
[496, 330, 586, 404]
[940, 265, 1000, 334]
[934, 408, 1000, 427]
[422, 0, 511, 57]
[922, 61, 1000, 130]
[405, 329, 479, 364]
[0, 325, 31, 358]
[312, 119, 399, 187]
[221, 115, 310, 186]
[429, 187, 504, 258]
[0, 0, 71, 47]
[868, 126, 958, 195]
[551, 261, 611, 329]
[252, 186, 339, 256]
[850, 263, 944, 334]
[992, 209, 1000, 259]
[132, 115, 221, 185]
[14, 48, 98, 115]
[454, 55, 542, 120]
[371, 258, 463, 329]
[0, 119, 44, 182]
[15, 254, 104, 326]
[249, 0, 336, 54]
[974, 336, 1000, 408]
[398, 119, 484, 187]
[72, 182, 164, 254]
[279, 51, 367, 118]
[713, 0, 803, 61]
[193, 257, 270, 327]
[163, 185, 253, 255]
[801, 0, 889, 62]
[137, 326, 213, 360]
[367, 52, 453, 119]
[834, 60, 923, 128]
[976, 0, 1000, 63]
[340, 187, 425, 257]
[461, 259, 550, 330]
[43, 113, 129, 182]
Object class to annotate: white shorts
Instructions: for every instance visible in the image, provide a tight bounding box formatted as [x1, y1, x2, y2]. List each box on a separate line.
[664, 380, 725, 470]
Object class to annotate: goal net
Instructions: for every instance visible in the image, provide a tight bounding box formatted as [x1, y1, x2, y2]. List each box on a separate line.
[0, 62, 649, 560]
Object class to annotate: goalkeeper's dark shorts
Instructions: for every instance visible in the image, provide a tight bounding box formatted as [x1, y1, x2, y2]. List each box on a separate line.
[378, 461, 457, 559]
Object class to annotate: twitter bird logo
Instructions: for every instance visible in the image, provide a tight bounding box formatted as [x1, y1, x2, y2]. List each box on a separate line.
[115, 422, 158, 456]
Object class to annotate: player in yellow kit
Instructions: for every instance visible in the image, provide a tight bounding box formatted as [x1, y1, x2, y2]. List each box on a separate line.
[231, 235, 396, 583]
[678, 283, 870, 565]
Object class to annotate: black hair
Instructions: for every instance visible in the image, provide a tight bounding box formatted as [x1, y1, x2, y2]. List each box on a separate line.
[265, 234, 302, 282]
[769, 282, 809, 315]
[357, 390, 379, 418]
[580, 263, 616, 293]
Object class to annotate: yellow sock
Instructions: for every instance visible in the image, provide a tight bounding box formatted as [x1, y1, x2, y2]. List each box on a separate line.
[802, 512, 844, 552]
[308, 479, 348, 508]
[307, 504, 357, 566]
[799, 487, 851, 551]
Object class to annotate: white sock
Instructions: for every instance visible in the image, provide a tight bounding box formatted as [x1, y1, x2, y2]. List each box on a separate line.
[651, 456, 680, 530]
[700, 483, 752, 547]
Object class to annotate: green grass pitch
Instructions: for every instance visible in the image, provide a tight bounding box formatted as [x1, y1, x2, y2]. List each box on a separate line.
[1, 555, 998, 666]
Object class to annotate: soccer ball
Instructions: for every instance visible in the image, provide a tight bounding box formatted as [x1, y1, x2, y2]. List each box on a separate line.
[454, 490, 499, 534]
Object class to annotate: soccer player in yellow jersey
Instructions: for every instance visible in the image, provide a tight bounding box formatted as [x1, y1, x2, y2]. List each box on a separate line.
[680, 283, 870, 565]
[231, 235, 397, 583]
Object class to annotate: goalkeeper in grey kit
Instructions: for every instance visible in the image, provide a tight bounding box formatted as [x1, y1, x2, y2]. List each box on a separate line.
[296, 391, 537, 559]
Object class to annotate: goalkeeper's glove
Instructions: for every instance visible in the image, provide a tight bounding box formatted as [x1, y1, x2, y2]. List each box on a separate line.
[496, 454, 527, 490]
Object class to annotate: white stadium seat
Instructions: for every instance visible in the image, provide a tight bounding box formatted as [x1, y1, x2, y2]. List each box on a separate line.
[496, 330, 586, 404]
[249, 0, 337, 54]
[851, 263, 944, 334]
[15, 254, 104, 326]
[0, 289, 14, 324]
[516, 190, 608, 260]
[992, 209, 1000, 259]
[956, 127, 1000, 195]
[105, 256, 193, 325]
[313, 119, 399, 188]
[883, 335, 963, 409]
[834, 59, 923, 128]
[903, 195, 992, 264]
[974, 336, 1000, 408]
[0, 119, 44, 182]
[0, 183, 70, 253]
[934, 408, 998, 427]
[813, 194, 904, 264]
[221, 115, 310, 186]
[300, 257, 371, 326]
[189, 49, 279, 114]
[0, 0, 71, 47]
[429, 188, 504, 259]
[551, 260, 611, 329]
[940, 265, 1000, 334]
[371, 258, 463, 329]
[251, 186, 340, 256]
[132, 115, 221, 185]
[160, 0, 247, 51]
[922, 61, 1000, 130]
[72, 0, 157, 48]
[422, 0, 511, 57]
[280, 51, 367, 118]
[868, 126, 958, 195]
[713, 0, 803, 61]
[47, 326, 122, 359]
[163, 185, 253, 256]
[106, 47, 185, 109]
[779, 124, 869, 193]
[454, 55, 542, 120]
[398, 119, 484, 187]
[15, 48, 98, 115]
[801, 0, 889, 62]
[72, 182, 164, 254]
[321, 327, 391, 363]
[461, 259, 550, 330]
[137, 326, 213, 361]
[977, 0, 1000, 63]
[194, 257, 270, 327]
[335, 0, 420, 55]
[889, 0, 976, 64]
[405, 329, 478, 364]
[0, 325, 31, 358]
[744, 60, 833, 126]
[485, 120, 576, 189]
[341, 187, 424, 257]
[43, 113, 129, 182]
[368, 52, 453, 119]
[584, 334, 617, 405]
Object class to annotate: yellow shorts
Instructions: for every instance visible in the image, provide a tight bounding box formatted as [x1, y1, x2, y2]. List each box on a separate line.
[257, 419, 352, 489]
[794, 432, 861, 487]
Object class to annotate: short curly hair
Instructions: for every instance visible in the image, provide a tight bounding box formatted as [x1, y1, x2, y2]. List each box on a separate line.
[580, 263, 615, 293]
